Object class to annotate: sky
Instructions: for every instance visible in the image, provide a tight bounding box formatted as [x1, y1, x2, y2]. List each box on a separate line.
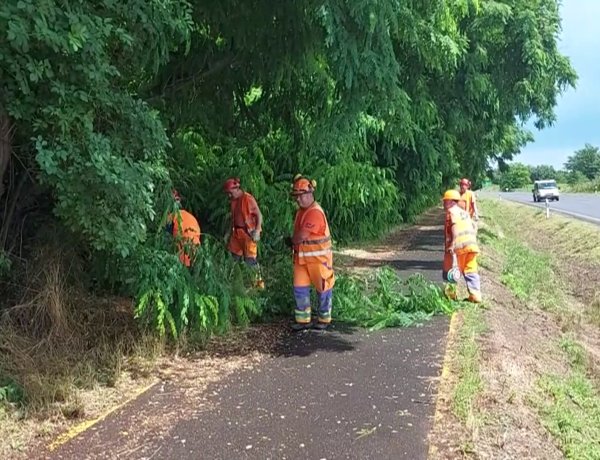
[516, 0, 600, 169]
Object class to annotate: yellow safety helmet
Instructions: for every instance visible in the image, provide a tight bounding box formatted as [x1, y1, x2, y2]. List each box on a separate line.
[442, 189, 461, 201]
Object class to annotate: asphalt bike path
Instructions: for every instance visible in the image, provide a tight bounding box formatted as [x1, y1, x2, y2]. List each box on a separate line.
[41, 209, 450, 460]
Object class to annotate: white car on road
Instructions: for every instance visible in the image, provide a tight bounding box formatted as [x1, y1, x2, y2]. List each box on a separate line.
[532, 180, 560, 202]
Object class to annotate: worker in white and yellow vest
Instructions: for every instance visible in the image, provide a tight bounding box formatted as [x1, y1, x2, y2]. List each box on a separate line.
[286, 175, 335, 331]
[442, 189, 482, 303]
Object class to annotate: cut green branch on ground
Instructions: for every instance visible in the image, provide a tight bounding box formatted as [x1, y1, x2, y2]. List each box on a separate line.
[334, 267, 458, 330]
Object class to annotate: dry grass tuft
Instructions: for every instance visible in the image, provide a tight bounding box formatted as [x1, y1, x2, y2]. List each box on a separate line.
[0, 244, 161, 458]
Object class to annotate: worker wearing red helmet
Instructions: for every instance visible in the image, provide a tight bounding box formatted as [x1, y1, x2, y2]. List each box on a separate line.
[223, 177, 264, 288]
[442, 189, 481, 303]
[287, 174, 335, 331]
[459, 178, 479, 222]
[167, 189, 201, 267]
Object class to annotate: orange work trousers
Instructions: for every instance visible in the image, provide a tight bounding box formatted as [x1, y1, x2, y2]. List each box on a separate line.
[293, 261, 335, 324]
[228, 228, 258, 262]
[443, 252, 481, 302]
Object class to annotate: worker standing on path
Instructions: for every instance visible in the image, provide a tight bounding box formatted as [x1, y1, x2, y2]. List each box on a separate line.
[223, 177, 265, 289]
[167, 189, 201, 268]
[442, 190, 482, 303]
[459, 178, 479, 222]
[287, 174, 335, 331]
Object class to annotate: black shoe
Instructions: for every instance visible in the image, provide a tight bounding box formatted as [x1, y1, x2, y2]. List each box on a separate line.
[312, 322, 329, 331]
[291, 322, 312, 332]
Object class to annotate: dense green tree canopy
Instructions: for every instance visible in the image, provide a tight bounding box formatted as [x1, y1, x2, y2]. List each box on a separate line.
[530, 164, 558, 181]
[565, 144, 600, 180]
[499, 162, 532, 190]
[0, 0, 577, 332]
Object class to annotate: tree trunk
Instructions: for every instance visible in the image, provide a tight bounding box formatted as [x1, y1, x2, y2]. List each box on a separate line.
[0, 107, 14, 201]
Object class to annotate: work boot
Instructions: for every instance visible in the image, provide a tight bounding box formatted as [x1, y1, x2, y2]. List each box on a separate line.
[312, 322, 329, 331]
[291, 322, 312, 332]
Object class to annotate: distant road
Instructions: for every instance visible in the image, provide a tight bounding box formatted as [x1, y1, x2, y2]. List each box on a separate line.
[482, 191, 600, 225]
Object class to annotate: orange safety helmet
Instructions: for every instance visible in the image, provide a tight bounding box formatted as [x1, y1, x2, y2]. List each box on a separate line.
[291, 174, 316, 196]
[443, 189, 461, 201]
[459, 178, 471, 187]
[223, 177, 241, 192]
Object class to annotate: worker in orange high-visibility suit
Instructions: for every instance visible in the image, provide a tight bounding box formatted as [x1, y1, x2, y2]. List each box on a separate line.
[223, 177, 265, 289]
[442, 189, 482, 303]
[459, 178, 479, 222]
[287, 175, 335, 331]
[166, 190, 201, 267]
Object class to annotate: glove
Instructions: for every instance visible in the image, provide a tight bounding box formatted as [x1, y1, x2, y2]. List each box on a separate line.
[250, 230, 261, 242]
[284, 236, 293, 248]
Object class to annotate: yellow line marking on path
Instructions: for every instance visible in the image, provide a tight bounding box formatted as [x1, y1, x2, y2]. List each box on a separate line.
[427, 312, 460, 459]
[47, 380, 158, 452]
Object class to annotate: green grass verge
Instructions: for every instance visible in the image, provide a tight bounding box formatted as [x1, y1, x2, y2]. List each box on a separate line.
[480, 198, 600, 265]
[535, 337, 600, 460]
[477, 202, 564, 310]
[452, 305, 485, 424]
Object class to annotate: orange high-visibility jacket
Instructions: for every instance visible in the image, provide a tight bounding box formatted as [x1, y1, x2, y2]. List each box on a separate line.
[169, 209, 201, 267]
[293, 202, 332, 265]
[445, 206, 479, 255]
[231, 192, 260, 233]
[172, 210, 201, 245]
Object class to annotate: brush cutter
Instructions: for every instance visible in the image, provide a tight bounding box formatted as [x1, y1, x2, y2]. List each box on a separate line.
[446, 253, 461, 284]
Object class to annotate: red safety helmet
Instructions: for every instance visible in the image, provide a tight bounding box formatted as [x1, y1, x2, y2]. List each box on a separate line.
[223, 177, 241, 193]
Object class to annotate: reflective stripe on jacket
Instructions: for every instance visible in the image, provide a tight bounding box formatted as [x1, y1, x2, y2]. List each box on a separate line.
[293, 202, 333, 265]
[446, 206, 479, 255]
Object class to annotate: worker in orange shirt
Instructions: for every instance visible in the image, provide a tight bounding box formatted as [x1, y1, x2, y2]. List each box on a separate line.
[166, 189, 201, 267]
[223, 177, 264, 288]
[442, 189, 481, 303]
[459, 178, 479, 222]
[287, 175, 335, 331]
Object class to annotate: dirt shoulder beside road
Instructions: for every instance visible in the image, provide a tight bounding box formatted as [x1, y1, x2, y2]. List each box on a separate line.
[429, 198, 600, 460]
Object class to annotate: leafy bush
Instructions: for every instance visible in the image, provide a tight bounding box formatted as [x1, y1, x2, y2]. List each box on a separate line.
[0, 0, 578, 342]
[0, 378, 24, 404]
[132, 238, 263, 340]
[560, 177, 600, 193]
